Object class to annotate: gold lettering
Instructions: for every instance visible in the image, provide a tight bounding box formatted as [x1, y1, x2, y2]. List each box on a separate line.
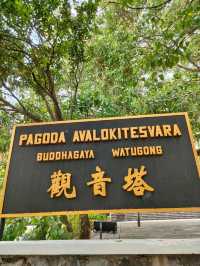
[124, 147, 130, 156]
[163, 125, 172, 137]
[149, 146, 156, 154]
[79, 130, 86, 142]
[101, 129, 109, 140]
[121, 128, 129, 139]
[109, 128, 117, 140]
[56, 152, 61, 160]
[19, 134, 27, 146]
[117, 128, 122, 140]
[93, 130, 100, 141]
[42, 133, 50, 144]
[36, 149, 95, 162]
[49, 152, 55, 161]
[47, 170, 76, 199]
[112, 148, 120, 157]
[43, 153, 49, 161]
[68, 151, 73, 159]
[34, 134, 42, 145]
[26, 134, 33, 145]
[143, 146, 149, 155]
[37, 153, 42, 161]
[120, 148, 126, 156]
[85, 130, 92, 142]
[112, 145, 163, 158]
[173, 124, 182, 136]
[20, 132, 66, 145]
[156, 146, 163, 155]
[130, 127, 139, 139]
[85, 150, 90, 159]
[58, 131, 66, 143]
[89, 150, 95, 159]
[139, 126, 148, 138]
[61, 151, 68, 160]
[155, 125, 163, 137]
[73, 130, 80, 142]
[130, 147, 137, 156]
[148, 126, 155, 137]
[51, 132, 58, 144]
[87, 166, 111, 197]
[74, 151, 79, 159]
[123, 165, 154, 196]
[137, 147, 143, 155]
[79, 150, 85, 159]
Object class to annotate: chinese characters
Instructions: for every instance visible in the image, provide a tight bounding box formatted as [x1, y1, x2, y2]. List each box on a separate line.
[47, 170, 76, 199]
[87, 166, 111, 197]
[123, 165, 154, 196]
[47, 165, 154, 199]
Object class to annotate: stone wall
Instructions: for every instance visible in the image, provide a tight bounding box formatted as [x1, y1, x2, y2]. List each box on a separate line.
[1, 255, 200, 266]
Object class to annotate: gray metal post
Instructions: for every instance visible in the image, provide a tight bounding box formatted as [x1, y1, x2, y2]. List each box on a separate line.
[137, 213, 141, 227]
[99, 221, 103, 239]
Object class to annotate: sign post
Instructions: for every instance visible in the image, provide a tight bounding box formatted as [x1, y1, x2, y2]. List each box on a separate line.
[0, 112, 200, 219]
[0, 218, 5, 240]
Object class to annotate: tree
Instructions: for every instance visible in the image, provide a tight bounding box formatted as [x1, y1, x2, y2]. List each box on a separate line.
[0, 0, 99, 121]
[80, 0, 200, 131]
[0, 0, 99, 240]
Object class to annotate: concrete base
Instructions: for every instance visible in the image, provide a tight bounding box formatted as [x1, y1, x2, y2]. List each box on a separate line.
[0, 239, 200, 255]
[1, 239, 200, 265]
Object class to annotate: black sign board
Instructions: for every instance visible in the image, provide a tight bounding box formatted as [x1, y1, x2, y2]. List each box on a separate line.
[0, 112, 200, 218]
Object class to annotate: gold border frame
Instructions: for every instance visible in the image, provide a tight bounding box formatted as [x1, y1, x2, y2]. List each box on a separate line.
[1, 112, 200, 218]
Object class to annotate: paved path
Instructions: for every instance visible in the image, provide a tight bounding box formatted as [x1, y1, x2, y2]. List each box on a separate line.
[92, 219, 200, 239]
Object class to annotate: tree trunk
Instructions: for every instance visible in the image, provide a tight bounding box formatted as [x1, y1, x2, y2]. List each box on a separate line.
[79, 214, 90, 239]
[60, 216, 73, 233]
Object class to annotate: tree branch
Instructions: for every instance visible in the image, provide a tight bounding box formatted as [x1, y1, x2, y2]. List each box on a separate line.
[45, 67, 63, 121]
[31, 72, 49, 94]
[42, 95, 56, 121]
[188, 56, 200, 70]
[177, 64, 200, 73]
[0, 94, 42, 122]
[108, 0, 172, 10]
[2, 82, 30, 113]
[69, 63, 83, 119]
[31, 72, 58, 120]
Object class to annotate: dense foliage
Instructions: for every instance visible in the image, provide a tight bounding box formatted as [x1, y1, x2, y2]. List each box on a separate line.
[0, 0, 199, 240]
